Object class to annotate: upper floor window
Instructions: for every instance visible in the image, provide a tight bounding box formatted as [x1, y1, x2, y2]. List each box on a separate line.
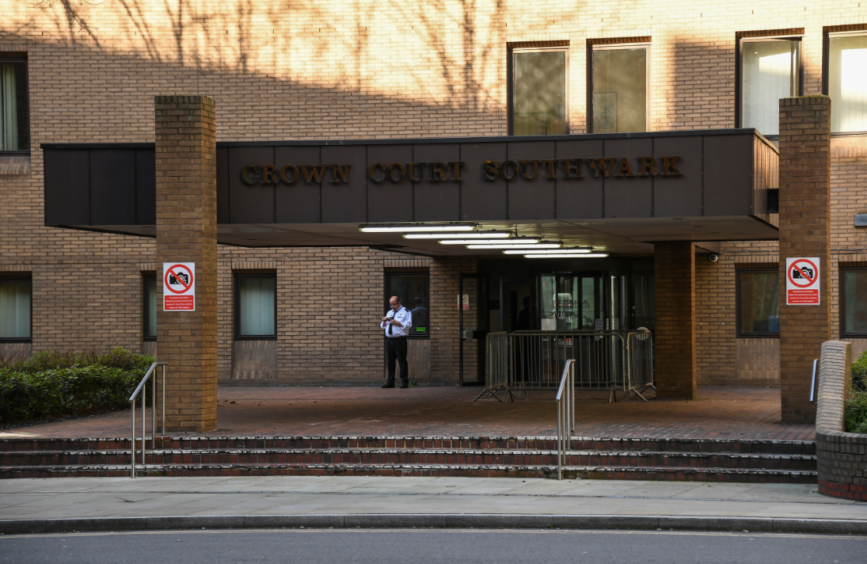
[737, 270, 780, 337]
[510, 47, 568, 135]
[0, 57, 29, 153]
[0, 277, 31, 341]
[827, 32, 867, 133]
[235, 275, 277, 339]
[590, 43, 649, 133]
[740, 38, 801, 136]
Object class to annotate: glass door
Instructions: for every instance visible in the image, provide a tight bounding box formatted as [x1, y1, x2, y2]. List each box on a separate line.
[539, 274, 604, 331]
[459, 273, 489, 386]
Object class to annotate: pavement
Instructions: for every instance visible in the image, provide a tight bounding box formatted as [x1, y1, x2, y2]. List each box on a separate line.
[2, 476, 866, 535]
[0, 386, 815, 441]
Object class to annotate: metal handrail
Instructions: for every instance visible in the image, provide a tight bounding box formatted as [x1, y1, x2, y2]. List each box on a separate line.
[130, 361, 167, 478]
[555, 359, 575, 480]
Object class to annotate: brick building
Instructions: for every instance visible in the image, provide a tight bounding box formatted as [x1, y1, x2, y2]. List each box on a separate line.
[1, 1, 866, 429]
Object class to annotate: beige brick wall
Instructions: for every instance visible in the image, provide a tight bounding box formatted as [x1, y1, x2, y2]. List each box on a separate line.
[1, 1, 866, 387]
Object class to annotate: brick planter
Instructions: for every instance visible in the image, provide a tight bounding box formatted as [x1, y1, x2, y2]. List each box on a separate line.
[816, 341, 867, 501]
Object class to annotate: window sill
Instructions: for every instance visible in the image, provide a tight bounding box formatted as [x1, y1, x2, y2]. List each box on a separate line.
[736, 334, 780, 339]
[234, 336, 278, 341]
[0, 154, 31, 175]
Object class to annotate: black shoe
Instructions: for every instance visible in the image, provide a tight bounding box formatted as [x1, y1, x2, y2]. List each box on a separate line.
[381, 382, 395, 388]
[399, 382, 409, 388]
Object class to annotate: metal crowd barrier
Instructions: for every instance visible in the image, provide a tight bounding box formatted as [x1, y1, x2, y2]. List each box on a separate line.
[477, 330, 653, 403]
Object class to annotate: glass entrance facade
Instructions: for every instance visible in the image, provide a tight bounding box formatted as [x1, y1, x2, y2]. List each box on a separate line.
[482, 257, 655, 336]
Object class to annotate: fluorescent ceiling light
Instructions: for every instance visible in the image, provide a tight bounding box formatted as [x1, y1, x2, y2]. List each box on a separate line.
[404, 232, 511, 239]
[468, 243, 561, 250]
[524, 253, 609, 259]
[439, 238, 540, 245]
[504, 248, 592, 255]
[360, 225, 474, 233]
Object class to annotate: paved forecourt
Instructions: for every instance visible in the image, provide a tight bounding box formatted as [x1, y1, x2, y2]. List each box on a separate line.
[1, 386, 814, 442]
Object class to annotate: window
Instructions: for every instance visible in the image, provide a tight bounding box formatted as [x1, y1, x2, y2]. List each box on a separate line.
[737, 270, 780, 337]
[841, 269, 867, 336]
[740, 38, 801, 136]
[0, 277, 31, 341]
[235, 275, 277, 339]
[510, 48, 568, 135]
[590, 44, 649, 133]
[143, 275, 157, 341]
[827, 33, 867, 133]
[385, 273, 429, 337]
[0, 57, 29, 153]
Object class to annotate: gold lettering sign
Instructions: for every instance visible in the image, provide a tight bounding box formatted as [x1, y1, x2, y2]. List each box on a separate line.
[241, 157, 683, 185]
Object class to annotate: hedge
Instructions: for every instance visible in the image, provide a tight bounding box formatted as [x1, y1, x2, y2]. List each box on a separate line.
[0, 348, 155, 425]
[846, 351, 867, 434]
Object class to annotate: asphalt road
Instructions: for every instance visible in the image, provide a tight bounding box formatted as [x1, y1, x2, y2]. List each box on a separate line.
[1, 529, 865, 564]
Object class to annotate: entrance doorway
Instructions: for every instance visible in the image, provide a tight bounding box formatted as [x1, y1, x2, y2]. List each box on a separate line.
[539, 274, 605, 331]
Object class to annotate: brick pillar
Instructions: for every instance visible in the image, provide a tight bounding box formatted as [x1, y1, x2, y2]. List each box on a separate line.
[654, 241, 697, 400]
[779, 96, 832, 424]
[155, 96, 218, 432]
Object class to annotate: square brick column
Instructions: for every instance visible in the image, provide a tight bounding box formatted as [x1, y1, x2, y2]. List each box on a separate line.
[779, 96, 832, 424]
[155, 96, 218, 432]
[654, 241, 697, 400]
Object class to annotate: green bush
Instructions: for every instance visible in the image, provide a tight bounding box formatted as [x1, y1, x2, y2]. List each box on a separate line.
[0, 348, 155, 425]
[852, 351, 867, 393]
[846, 391, 867, 434]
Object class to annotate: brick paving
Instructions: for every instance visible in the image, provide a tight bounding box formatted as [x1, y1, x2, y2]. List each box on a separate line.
[0, 386, 814, 441]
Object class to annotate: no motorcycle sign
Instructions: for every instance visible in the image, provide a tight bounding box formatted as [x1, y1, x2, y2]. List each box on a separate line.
[785, 257, 820, 306]
[163, 262, 195, 311]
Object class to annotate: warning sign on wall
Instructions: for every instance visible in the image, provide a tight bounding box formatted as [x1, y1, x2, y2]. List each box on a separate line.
[785, 257, 820, 306]
[163, 262, 195, 311]
[461, 294, 469, 310]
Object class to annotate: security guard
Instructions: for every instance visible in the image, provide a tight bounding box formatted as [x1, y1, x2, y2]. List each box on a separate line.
[381, 295, 413, 388]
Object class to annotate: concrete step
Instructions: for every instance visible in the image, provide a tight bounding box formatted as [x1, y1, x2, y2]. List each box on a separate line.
[0, 436, 817, 456]
[0, 462, 818, 483]
[0, 448, 818, 472]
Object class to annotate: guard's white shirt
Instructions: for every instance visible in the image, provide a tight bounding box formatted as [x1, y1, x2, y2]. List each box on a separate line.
[381, 307, 412, 338]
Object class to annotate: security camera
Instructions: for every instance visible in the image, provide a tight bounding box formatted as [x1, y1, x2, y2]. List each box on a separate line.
[708, 254, 719, 263]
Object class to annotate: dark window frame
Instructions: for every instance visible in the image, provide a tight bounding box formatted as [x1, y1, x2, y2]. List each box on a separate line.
[735, 34, 803, 132]
[586, 40, 652, 134]
[0, 55, 31, 155]
[736, 269, 780, 338]
[0, 276, 32, 343]
[840, 266, 867, 337]
[508, 45, 570, 136]
[142, 274, 156, 342]
[822, 27, 867, 135]
[233, 273, 278, 340]
[384, 272, 431, 339]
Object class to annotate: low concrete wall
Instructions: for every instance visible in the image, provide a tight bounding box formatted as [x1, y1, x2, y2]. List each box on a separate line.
[816, 340, 867, 501]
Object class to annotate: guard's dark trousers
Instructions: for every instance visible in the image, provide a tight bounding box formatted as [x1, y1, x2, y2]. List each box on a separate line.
[386, 336, 409, 385]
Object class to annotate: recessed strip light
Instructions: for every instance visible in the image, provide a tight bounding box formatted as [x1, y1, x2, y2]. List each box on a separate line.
[404, 232, 512, 239]
[468, 243, 561, 250]
[504, 248, 592, 255]
[524, 253, 609, 259]
[439, 238, 540, 245]
[360, 225, 475, 233]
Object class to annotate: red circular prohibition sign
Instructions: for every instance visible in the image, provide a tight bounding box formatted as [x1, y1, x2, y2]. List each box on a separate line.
[787, 259, 818, 288]
[164, 264, 194, 295]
